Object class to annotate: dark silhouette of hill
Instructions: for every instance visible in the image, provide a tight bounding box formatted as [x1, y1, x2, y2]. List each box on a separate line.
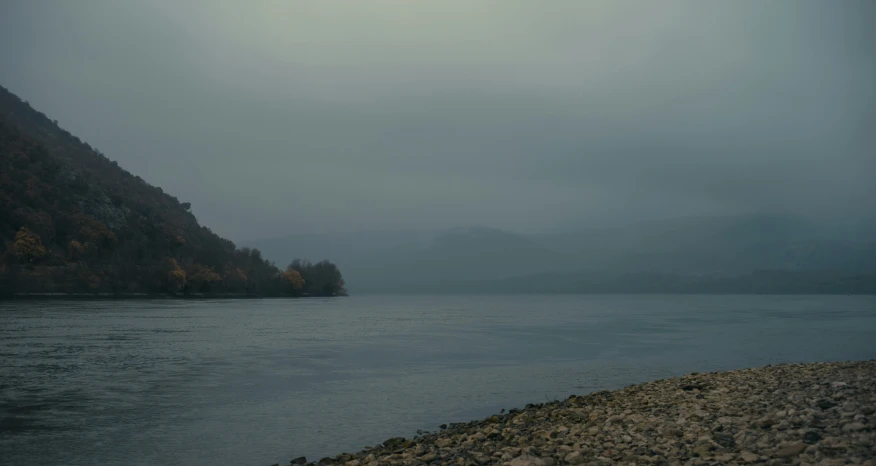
[0, 85, 344, 297]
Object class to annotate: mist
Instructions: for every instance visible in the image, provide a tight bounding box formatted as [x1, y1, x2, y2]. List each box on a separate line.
[1, 0, 874, 240]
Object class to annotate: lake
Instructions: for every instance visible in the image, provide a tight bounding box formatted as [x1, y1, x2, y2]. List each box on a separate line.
[2, 294, 875, 466]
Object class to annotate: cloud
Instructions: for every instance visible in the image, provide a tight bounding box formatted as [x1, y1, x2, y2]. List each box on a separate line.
[1, 0, 873, 239]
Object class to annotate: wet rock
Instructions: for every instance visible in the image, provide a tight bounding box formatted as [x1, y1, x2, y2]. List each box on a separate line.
[291, 457, 307, 465]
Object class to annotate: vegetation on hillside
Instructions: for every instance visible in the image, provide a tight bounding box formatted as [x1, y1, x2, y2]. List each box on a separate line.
[0, 85, 345, 297]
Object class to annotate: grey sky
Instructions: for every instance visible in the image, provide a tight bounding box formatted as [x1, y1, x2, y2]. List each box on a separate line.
[1, 0, 874, 240]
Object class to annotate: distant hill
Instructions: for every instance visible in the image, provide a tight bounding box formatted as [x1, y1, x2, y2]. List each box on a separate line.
[251, 214, 875, 294]
[528, 214, 876, 275]
[338, 226, 567, 292]
[0, 85, 344, 297]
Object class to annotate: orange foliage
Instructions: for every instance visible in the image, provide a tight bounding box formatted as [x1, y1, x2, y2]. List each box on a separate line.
[68, 240, 85, 260]
[167, 267, 186, 292]
[75, 214, 117, 247]
[223, 262, 248, 286]
[187, 264, 221, 291]
[281, 269, 305, 292]
[161, 257, 186, 292]
[12, 228, 46, 262]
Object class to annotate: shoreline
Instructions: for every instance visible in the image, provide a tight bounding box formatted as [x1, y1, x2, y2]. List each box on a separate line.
[280, 361, 874, 466]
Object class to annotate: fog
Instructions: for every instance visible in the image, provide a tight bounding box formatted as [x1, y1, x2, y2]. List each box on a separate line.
[1, 0, 873, 240]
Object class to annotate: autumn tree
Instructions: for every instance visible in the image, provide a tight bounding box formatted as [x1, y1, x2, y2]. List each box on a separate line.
[281, 268, 305, 294]
[160, 257, 186, 292]
[12, 227, 46, 263]
[222, 262, 248, 292]
[167, 266, 186, 292]
[187, 263, 221, 292]
[68, 240, 85, 260]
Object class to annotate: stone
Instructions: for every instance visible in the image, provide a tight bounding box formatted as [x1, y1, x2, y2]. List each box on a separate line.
[803, 430, 822, 444]
[775, 443, 807, 457]
[418, 453, 437, 463]
[291, 457, 307, 465]
[816, 399, 837, 410]
[740, 451, 759, 463]
[713, 432, 736, 448]
[435, 438, 453, 448]
[842, 422, 866, 432]
[564, 451, 587, 465]
[692, 445, 712, 457]
[383, 438, 406, 448]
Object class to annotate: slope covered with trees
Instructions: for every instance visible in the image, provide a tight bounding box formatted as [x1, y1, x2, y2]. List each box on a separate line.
[0, 85, 344, 297]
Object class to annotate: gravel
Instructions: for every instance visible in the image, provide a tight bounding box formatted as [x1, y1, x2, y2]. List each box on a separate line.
[277, 361, 875, 466]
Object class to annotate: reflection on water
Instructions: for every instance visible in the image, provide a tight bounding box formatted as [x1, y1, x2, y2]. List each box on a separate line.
[2, 295, 875, 466]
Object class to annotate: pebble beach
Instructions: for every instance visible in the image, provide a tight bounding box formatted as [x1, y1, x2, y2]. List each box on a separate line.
[279, 361, 875, 466]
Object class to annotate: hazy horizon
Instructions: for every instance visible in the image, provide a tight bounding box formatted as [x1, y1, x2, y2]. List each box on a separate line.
[2, 1, 874, 241]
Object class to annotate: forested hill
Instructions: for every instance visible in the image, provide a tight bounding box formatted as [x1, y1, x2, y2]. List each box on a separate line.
[0, 85, 344, 297]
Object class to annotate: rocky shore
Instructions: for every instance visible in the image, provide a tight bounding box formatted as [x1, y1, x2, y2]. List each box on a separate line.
[279, 361, 875, 466]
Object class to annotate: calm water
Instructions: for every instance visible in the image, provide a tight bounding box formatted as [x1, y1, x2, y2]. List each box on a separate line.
[2, 294, 875, 466]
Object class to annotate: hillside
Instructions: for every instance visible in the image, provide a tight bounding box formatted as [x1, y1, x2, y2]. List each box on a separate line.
[0, 85, 344, 297]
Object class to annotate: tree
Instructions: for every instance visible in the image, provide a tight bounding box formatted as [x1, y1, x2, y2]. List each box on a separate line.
[187, 263, 221, 292]
[287, 259, 346, 296]
[281, 268, 304, 294]
[222, 262, 248, 292]
[68, 240, 85, 260]
[167, 267, 186, 292]
[160, 258, 186, 292]
[12, 228, 46, 262]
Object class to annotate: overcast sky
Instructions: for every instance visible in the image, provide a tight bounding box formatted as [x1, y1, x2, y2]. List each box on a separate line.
[1, 1, 874, 240]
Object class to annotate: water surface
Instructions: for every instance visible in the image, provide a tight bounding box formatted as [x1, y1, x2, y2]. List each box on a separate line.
[2, 294, 875, 466]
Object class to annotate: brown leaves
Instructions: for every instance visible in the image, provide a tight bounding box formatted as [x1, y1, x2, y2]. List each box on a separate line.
[12, 227, 46, 262]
